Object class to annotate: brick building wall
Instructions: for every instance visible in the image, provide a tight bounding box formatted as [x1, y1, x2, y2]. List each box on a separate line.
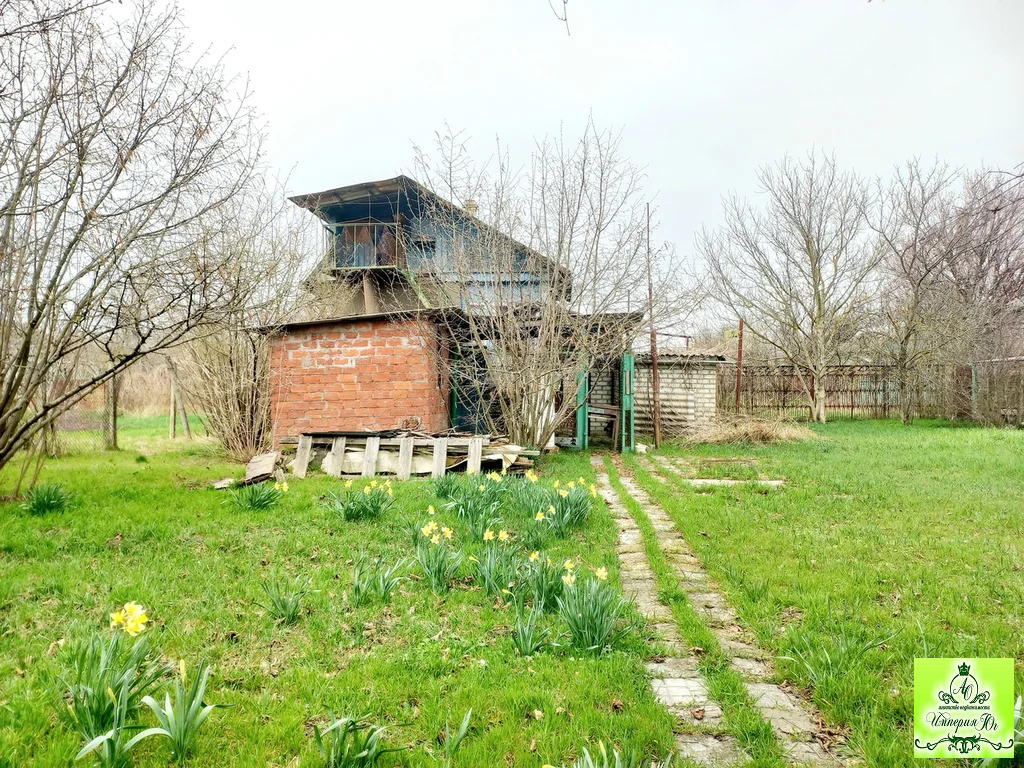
[634, 359, 719, 435]
[268, 316, 449, 443]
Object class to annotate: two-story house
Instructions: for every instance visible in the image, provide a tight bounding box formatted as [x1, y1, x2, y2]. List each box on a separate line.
[267, 176, 565, 442]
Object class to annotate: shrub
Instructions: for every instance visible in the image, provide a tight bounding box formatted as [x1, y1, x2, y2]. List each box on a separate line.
[327, 480, 394, 522]
[683, 415, 815, 445]
[469, 544, 522, 598]
[22, 483, 73, 515]
[557, 575, 629, 652]
[62, 631, 171, 742]
[229, 482, 282, 512]
[258, 572, 315, 625]
[510, 602, 548, 656]
[415, 541, 463, 594]
[525, 554, 564, 613]
[141, 660, 220, 763]
[311, 713, 404, 768]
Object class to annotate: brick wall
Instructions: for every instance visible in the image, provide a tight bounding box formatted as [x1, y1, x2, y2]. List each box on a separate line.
[268, 317, 449, 442]
[634, 360, 719, 435]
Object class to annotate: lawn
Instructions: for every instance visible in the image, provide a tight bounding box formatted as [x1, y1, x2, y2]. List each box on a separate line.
[0, 420, 676, 767]
[629, 420, 1024, 767]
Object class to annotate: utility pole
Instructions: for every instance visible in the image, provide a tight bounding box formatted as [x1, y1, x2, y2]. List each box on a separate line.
[647, 203, 661, 448]
[734, 317, 745, 413]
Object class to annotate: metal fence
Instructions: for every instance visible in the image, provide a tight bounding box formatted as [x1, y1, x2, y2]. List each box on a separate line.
[716, 362, 1023, 425]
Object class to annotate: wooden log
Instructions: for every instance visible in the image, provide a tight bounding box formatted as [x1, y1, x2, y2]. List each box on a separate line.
[431, 437, 448, 478]
[397, 438, 413, 481]
[293, 436, 313, 478]
[324, 436, 346, 477]
[467, 437, 483, 475]
[362, 436, 380, 477]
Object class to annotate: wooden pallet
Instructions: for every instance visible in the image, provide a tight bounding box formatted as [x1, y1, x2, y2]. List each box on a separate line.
[291, 434, 502, 480]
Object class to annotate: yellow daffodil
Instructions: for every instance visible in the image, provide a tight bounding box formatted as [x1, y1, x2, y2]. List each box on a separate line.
[589, 484, 597, 497]
[564, 559, 575, 571]
[546, 557, 553, 567]
[486, 471, 502, 483]
[525, 469, 538, 483]
[273, 481, 289, 492]
[548, 505, 556, 515]
[529, 551, 540, 562]
[558, 489, 569, 498]
[594, 567, 609, 581]
[421, 524, 433, 537]
[431, 534, 441, 545]
[578, 476, 586, 484]
[363, 486, 372, 495]
[562, 573, 576, 587]
[483, 529, 495, 542]
[567, 481, 576, 490]
[427, 505, 435, 515]
[110, 602, 148, 636]
[535, 511, 546, 521]
[386, 486, 393, 496]
[478, 484, 486, 492]
[468, 555, 479, 563]
[497, 530, 509, 542]
[552, 480, 560, 488]
[344, 479, 353, 488]
[442, 526, 454, 540]
[370, 480, 378, 488]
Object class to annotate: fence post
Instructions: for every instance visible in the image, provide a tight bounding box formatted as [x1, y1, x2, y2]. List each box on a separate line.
[103, 374, 118, 450]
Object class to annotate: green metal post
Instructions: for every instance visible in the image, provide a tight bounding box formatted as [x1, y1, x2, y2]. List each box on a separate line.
[576, 367, 590, 450]
[620, 352, 635, 452]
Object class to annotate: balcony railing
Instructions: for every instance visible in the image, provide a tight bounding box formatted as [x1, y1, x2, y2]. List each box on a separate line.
[333, 223, 399, 268]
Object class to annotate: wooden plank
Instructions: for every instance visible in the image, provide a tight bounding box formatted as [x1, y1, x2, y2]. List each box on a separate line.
[362, 436, 380, 477]
[325, 436, 346, 477]
[431, 438, 448, 478]
[397, 438, 414, 480]
[293, 436, 313, 478]
[467, 437, 483, 475]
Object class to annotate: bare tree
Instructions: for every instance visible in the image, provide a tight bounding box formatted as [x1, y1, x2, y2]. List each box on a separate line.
[0, 0, 110, 40]
[177, 181, 320, 461]
[0, 0, 263, 488]
[868, 160, 966, 423]
[410, 122, 696, 447]
[700, 151, 879, 422]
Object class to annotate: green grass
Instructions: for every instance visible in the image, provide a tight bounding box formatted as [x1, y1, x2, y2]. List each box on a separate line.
[630, 419, 1024, 768]
[0, 435, 675, 767]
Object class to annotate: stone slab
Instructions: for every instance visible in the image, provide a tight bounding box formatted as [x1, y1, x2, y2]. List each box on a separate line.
[673, 734, 748, 766]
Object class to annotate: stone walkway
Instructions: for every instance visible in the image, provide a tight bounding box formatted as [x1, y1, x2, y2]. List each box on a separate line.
[626, 454, 841, 766]
[592, 456, 748, 767]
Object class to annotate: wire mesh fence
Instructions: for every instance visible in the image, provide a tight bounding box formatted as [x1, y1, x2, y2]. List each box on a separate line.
[716, 362, 1023, 425]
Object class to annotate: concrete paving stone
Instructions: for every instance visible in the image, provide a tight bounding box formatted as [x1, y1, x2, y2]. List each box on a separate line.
[646, 657, 700, 678]
[650, 621, 682, 641]
[782, 739, 842, 766]
[677, 700, 724, 725]
[651, 676, 710, 706]
[673, 734, 748, 766]
[730, 656, 772, 681]
[619, 551, 650, 567]
[745, 683, 800, 711]
[684, 478, 785, 488]
[717, 637, 768, 659]
[745, 683, 818, 739]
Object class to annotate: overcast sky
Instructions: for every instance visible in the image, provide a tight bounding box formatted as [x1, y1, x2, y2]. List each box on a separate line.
[176, 0, 1024, 260]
